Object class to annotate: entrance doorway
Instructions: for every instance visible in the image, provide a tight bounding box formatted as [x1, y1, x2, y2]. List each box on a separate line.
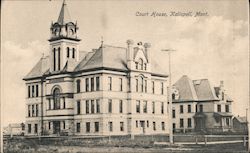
[140, 121, 145, 134]
[53, 121, 60, 134]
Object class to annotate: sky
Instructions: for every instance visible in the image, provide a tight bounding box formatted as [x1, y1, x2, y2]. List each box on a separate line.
[1, 0, 249, 126]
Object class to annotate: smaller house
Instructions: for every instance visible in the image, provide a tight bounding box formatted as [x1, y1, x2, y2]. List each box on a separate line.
[233, 116, 248, 134]
[3, 123, 25, 136]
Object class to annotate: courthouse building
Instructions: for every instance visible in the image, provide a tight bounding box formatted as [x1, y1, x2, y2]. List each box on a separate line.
[23, 1, 169, 136]
[171, 75, 233, 133]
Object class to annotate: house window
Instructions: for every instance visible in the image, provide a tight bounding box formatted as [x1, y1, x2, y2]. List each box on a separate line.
[53, 88, 60, 110]
[108, 99, 112, 113]
[119, 100, 123, 113]
[161, 122, 165, 130]
[144, 80, 147, 93]
[86, 122, 90, 133]
[217, 104, 221, 112]
[188, 105, 191, 113]
[72, 48, 75, 58]
[161, 102, 164, 114]
[222, 92, 225, 100]
[108, 77, 112, 91]
[76, 123, 80, 133]
[91, 78, 94, 91]
[108, 122, 113, 132]
[28, 105, 31, 117]
[136, 79, 139, 92]
[144, 63, 147, 70]
[199, 105, 203, 112]
[86, 100, 89, 114]
[147, 120, 149, 127]
[225, 105, 230, 112]
[91, 100, 95, 113]
[95, 122, 99, 132]
[180, 118, 184, 128]
[77, 101, 81, 114]
[139, 58, 143, 70]
[161, 82, 164, 95]
[196, 105, 198, 112]
[143, 101, 147, 113]
[135, 62, 138, 69]
[172, 93, 175, 100]
[34, 124, 38, 133]
[35, 104, 38, 116]
[152, 101, 155, 114]
[49, 122, 51, 130]
[58, 47, 61, 70]
[96, 77, 100, 91]
[28, 86, 30, 98]
[136, 101, 140, 113]
[67, 47, 70, 58]
[62, 121, 66, 129]
[63, 97, 66, 109]
[136, 120, 138, 128]
[36, 84, 39, 97]
[188, 118, 192, 128]
[172, 109, 176, 118]
[32, 85, 34, 97]
[173, 123, 176, 131]
[119, 78, 123, 91]
[226, 118, 230, 126]
[96, 99, 100, 113]
[53, 48, 56, 71]
[76, 80, 81, 93]
[152, 81, 155, 94]
[180, 105, 184, 113]
[140, 77, 143, 92]
[153, 122, 156, 131]
[85, 78, 89, 92]
[28, 124, 31, 133]
[120, 122, 124, 131]
[32, 105, 34, 116]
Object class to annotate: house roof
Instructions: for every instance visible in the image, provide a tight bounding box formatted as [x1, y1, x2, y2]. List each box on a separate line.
[234, 116, 247, 123]
[173, 75, 219, 102]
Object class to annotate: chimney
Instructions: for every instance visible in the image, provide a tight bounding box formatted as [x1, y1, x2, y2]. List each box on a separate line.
[126, 39, 134, 62]
[144, 42, 151, 64]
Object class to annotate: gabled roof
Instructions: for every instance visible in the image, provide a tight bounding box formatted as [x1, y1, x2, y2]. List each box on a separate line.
[234, 116, 247, 123]
[173, 75, 219, 102]
[57, 0, 72, 25]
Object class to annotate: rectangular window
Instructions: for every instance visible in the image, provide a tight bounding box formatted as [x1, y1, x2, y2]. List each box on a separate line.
[119, 100, 123, 113]
[49, 122, 51, 130]
[35, 104, 38, 116]
[32, 105, 34, 117]
[63, 121, 65, 129]
[161, 82, 164, 95]
[172, 109, 176, 118]
[96, 99, 100, 113]
[108, 77, 112, 91]
[161, 102, 164, 114]
[161, 122, 165, 130]
[76, 80, 81, 93]
[34, 124, 38, 133]
[96, 77, 100, 91]
[152, 101, 155, 114]
[153, 122, 156, 131]
[77, 101, 81, 114]
[48, 99, 51, 110]
[36, 85, 39, 97]
[76, 123, 80, 133]
[144, 80, 147, 93]
[180, 118, 184, 128]
[86, 122, 90, 133]
[119, 78, 123, 91]
[91, 100, 95, 113]
[136, 101, 140, 113]
[108, 99, 112, 113]
[95, 122, 99, 132]
[28, 86, 30, 98]
[109, 122, 113, 132]
[147, 120, 149, 127]
[86, 100, 89, 114]
[152, 81, 155, 94]
[63, 98, 66, 109]
[28, 124, 31, 133]
[120, 122, 124, 131]
[91, 77, 94, 91]
[180, 105, 184, 113]
[196, 104, 198, 112]
[136, 120, 138, 128]
[199, 105, 203, 112]
[188, 118, 192, 128]
[188, 105, 191, 113]
[32, 85, 34, 97]
[143, 101, 147, 113]
[136, 79, 139, 92]
[226, 118, 230, 126]
[225, 105, 230, 112]
[85, 78, 89, 92]
[28, 105, 31, 117]
[217, 104, 221, 112]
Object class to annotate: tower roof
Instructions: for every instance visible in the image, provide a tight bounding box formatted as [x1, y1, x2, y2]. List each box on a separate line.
[57, 0, 72, 25]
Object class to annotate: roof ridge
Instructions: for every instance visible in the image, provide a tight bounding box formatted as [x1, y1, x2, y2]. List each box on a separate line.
[103, 44, 126, 49]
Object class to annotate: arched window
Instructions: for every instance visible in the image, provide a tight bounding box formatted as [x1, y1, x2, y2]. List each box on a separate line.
[53, 88, 60, 110]
[53, 48, 56, 71]
[67, 47, 70, 58]
[72, 48, 75, 58]
[58, 47, 61, 70]
[139, 77, 144, 92]
[138, 58, 143, 70]
[76, 79, 81, 93]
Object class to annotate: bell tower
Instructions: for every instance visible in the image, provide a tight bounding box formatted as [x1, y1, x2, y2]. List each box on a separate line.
[49, 0, 81, 72]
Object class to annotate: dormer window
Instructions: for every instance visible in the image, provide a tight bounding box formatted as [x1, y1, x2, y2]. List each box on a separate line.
[139, 58, 143, 70]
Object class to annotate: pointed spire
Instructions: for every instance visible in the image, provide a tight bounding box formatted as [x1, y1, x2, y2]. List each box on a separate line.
[57, 0, 72, 25]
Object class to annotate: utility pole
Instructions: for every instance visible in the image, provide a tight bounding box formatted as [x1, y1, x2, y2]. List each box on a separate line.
[162, 49, 176, 144]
